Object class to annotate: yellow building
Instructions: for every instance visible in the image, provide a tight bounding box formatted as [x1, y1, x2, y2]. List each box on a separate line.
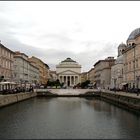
[123, 28, 140, 89]
[28, 56, 49, 85]
[81, 72, 88, 83]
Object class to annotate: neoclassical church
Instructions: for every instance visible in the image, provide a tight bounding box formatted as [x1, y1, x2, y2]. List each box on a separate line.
[56, 58, 81, 87]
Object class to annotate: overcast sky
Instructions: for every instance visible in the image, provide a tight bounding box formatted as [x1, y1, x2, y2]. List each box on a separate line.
[0, 1, 140, 72]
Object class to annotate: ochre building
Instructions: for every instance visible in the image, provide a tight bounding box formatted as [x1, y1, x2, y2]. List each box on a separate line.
[28, 56, 49, 85]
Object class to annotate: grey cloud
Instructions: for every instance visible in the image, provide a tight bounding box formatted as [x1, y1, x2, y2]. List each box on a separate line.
[39, 33, 74, 44]
[0, 7, 118, 72]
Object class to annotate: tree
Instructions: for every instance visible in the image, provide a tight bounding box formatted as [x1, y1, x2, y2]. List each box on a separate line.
[80, 80, 90, 89]
[0, 76, 4, 82]
[55, 79, 60, 88]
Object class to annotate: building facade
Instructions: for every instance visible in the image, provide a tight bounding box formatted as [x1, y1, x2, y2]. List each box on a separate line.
[49, 70, 57, 82]
[110, 43, 126, 90]
[28, 56, 49, 84]
[94, 57, 115, 89]
[81, 72, 88, 83]
[56, 58, 81, 87]
[87, 68, 95, 85]
[13, 51, 39, 84]
[123, 28, 140, 89]
[0, 43, 14, 82]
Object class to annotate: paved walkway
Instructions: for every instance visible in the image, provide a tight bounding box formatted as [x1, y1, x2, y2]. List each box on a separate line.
[37, 89, 98, 95]
[101, 89, 140, 99]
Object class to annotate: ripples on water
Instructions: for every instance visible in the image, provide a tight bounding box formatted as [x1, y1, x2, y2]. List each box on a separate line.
[0, 97, 140, 139]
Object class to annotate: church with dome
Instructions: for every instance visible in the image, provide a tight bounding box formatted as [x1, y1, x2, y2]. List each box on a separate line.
[123, 27, 140, 89]
[110, 43, 126, 89]
[56, 58, 81, 87]
[111, 27, 140, 90]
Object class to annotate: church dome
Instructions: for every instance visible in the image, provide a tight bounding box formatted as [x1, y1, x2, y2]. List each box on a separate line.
[56, 57, 81, 69]
[118, 43, 126, 56]
[118, 43, 126, 48]
[127, 28, 140, 41]
[115, 55, 124, 64]
[61, 58, 76, 63]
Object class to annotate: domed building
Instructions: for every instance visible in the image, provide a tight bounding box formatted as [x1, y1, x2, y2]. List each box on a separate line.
[110, 43, 126, 90]
[123, 28, 140, 90]
[56, 58, 81, 87]
[127, 28, 140, 44]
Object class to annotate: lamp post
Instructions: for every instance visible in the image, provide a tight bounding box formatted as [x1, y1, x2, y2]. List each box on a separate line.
[136, 76, 140, 96]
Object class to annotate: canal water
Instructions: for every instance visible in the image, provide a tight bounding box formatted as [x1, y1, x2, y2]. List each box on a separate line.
[0, 97, 140, 139]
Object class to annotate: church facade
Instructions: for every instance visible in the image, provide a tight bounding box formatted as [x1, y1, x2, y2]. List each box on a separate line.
[56, 58, 81, 87]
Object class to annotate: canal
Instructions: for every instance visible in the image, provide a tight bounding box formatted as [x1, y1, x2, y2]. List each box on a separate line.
[0, 97, 140, 139]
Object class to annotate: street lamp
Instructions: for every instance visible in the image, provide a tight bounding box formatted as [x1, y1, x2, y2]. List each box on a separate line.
[114, 78, 117, 93]
[136, 76, 140, 96]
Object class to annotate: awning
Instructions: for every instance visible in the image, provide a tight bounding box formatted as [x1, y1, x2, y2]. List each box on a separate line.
[0, 82, 17, 85]
[121, 83, 128, 85]
[0, 82, 11, 85]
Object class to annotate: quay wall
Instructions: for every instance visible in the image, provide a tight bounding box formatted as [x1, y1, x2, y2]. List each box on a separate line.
[100, 91, 140, 113]
[0, 89, 140, 114]
[0, 92, 37, 108]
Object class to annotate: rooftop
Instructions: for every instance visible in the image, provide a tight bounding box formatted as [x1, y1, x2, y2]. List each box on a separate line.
[61, 58, 76, 63]
[127, 28, 140, 41]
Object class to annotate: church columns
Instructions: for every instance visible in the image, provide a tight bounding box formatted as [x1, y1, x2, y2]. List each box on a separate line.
[74, 76, 75, 85]
[77, 76, 79, 84]
[62, 76, 64, 83]
[60, 75, 80, 87]
[66, 76, 68, 86]
[70, 76, 72, 86]
[75, 76, 77, 85]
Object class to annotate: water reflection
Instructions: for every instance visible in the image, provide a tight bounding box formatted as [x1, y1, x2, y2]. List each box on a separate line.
[0, 97, 139, 139]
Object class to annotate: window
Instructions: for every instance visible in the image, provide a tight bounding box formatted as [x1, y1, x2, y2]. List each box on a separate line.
[133, 61, 135, 69]
[136, 59, 138, 68]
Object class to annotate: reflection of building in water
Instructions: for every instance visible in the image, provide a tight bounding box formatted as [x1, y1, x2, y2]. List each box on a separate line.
[84, 99, 112, 112]
[54, 98, 82, 111]
[56, 58, 81, 87]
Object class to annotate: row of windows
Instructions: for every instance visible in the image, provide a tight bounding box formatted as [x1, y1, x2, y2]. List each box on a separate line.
[0, 70, 12, 78]
[0, 58, 13, 69]
[124, 59, 139, 71]
[0, 47, 13, 59]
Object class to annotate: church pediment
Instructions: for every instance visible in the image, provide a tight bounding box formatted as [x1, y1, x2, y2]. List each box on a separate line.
[58, 70, 80, 75]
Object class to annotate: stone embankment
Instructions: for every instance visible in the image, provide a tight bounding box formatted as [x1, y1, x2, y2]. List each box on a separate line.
[0, 89, 140, 114]
[100, 90, 140, 114]
[0, 92, 37, 108]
